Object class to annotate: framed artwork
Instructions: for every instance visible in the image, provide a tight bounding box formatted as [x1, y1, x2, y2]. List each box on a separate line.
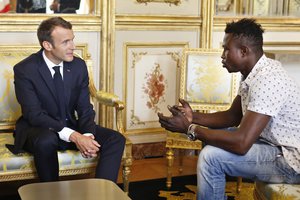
[124, 42, 188, 134]
[115, 0, 200, 16]
[135, 0, 181, 6]
[215, 0, 239, 16]
[288, 0, 300, 16]
[180, 48, 238, 111]
[0, 44, 88, 130]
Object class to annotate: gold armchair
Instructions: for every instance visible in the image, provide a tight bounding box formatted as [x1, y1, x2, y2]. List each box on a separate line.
[0, 45, 132, 193]
[166, 48, 241, 193]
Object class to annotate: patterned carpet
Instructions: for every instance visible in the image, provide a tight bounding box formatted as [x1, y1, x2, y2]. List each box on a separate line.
[158, 182, 254, 200]
[128, 175, 255, 200]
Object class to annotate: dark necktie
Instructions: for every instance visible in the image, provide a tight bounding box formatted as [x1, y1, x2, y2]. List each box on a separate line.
[53, 66, 66, 123]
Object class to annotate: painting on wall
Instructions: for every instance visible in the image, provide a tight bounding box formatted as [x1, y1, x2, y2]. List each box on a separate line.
[124, 42, 188, 134]
[287, 0, 300, 16]
[215, 0, 237, 16]
[115, 0, 201, 16]
[180, 48, 238, 112]
[135, 0, 181, 6]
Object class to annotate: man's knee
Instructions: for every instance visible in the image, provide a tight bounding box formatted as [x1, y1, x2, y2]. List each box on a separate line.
[198, 145, 224, 169]
[33, 130, 59, 151]
[117, 132, 126, 145]
[107, 128, 125, 144]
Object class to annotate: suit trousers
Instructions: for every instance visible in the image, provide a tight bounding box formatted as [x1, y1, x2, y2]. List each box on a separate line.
[23, 126, 125, 183]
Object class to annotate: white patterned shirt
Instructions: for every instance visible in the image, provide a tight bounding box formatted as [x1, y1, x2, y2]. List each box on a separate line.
[238, 55, 300, 173]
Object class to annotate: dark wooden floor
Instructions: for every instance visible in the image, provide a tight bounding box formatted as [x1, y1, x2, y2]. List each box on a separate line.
[117, 155, 198, 183]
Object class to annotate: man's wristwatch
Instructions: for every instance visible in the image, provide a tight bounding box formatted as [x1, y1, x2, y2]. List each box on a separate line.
[187, 124, 198, 141]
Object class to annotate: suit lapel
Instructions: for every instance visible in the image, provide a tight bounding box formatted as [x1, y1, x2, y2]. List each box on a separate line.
[63, 62, 72, 107]
[37, 51, 73, 111]
[38, 58, 57, 101]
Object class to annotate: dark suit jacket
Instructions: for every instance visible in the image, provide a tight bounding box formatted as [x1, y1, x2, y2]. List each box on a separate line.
[56, 0, 81, 13]
[12, 49, 96, 154]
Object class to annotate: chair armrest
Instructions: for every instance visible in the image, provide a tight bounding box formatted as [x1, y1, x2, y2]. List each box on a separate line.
[85, 53, 125, 134]
[93, 91, 125, 134]
[94, 91, 122, 108]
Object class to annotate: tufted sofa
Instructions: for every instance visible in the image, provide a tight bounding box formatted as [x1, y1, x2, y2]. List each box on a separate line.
[0, 44, 132, 193]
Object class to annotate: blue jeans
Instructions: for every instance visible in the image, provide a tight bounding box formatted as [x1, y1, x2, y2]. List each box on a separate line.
[197, 141, 300, 200]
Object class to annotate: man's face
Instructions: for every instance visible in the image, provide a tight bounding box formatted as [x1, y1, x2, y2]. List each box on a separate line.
[221, 33, 244, 73]
[45, 26, 75, 64]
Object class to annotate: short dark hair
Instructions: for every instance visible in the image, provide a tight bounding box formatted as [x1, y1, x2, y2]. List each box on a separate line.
[225, 18, 264, 52]
[37, 17, 72, 48]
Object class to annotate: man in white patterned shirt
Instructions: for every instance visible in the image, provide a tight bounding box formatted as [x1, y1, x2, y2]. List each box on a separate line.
[158, 18, 300, 200]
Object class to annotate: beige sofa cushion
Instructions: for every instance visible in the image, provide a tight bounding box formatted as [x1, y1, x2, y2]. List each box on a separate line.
[0, 133, 97, 180]
[254, 181, 300, 200]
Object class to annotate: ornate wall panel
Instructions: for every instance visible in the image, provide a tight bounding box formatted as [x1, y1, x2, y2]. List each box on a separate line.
[288, 0, 300, 17]
[114, 28, 200, 140]
[124, 42, 187, 135]
[115, 0, 201, 16]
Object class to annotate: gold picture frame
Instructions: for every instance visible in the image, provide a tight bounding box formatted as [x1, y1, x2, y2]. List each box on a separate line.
[135, 0, 181, 6]
[180, 48, 238, 112]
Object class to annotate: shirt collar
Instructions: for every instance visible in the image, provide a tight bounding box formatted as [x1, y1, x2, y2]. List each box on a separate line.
[242, 54, 266, 86]
[42, 50, 63, 71]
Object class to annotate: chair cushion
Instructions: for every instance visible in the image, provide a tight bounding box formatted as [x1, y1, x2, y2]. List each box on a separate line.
[0, 133, 97, 178]
[255, 181, 300, 200]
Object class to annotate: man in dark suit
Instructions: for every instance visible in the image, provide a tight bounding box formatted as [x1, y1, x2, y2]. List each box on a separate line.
[50, 0, 81, 13]
[16, 0, 46, 13]
[12, 17, 125, 183]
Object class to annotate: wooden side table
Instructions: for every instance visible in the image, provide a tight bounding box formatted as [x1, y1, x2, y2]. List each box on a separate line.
[18, 179, 131, 200]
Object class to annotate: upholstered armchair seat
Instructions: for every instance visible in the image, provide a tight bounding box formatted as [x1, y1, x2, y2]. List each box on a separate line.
[254, 181, 300, 200]
[0, 133, 97, 179]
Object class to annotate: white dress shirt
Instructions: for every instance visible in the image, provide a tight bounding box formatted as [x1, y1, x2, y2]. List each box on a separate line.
[238, 54, 300, 173]
[42, 51, 93, 142]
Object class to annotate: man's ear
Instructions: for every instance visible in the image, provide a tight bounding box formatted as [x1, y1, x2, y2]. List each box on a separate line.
[42, 41, 53, 51]
[240, 45, 249, 57]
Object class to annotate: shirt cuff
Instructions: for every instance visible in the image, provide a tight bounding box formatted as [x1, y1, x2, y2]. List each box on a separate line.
[83, 133, 93, 137]
[57, 127, 75, 142]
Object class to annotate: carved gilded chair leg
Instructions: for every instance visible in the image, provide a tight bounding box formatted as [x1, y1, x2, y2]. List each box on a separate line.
[178, 149, 184, 173]
[122, 141, 132, 194]
[122, 158, 132, 194]
[166, 147, 174, 189]
[236, 176, 242, 193]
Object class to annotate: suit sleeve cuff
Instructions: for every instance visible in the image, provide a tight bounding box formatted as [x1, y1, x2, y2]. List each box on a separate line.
[57, 127, 74, 142]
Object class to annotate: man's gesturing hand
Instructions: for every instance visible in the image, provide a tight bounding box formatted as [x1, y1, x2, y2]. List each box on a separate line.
[172, 98, 193, 123]
[157, 104, 191, 134]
